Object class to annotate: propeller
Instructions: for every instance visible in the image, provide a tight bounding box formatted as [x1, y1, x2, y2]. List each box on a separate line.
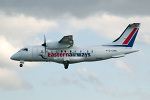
[42, 35, 47, 55]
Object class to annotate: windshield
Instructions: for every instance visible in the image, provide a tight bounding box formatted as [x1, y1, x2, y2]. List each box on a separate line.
[18, 48, 28, 52]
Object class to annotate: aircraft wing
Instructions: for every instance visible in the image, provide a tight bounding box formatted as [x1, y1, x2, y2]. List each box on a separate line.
[46, 35, 74, 49]
[59, 35, 73, 46]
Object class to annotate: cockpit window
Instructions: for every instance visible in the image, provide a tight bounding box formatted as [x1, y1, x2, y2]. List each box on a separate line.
[22, 48, 28, 51]
[18, 48, 28, 52]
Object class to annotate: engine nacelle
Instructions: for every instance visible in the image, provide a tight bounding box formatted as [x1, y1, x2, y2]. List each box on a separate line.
[46, 41, 71, 50]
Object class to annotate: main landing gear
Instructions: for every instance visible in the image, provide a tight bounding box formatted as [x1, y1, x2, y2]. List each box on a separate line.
[20, 64, 23, 67]
[63, 61, 69, 69]
[20, 60, 24, 67]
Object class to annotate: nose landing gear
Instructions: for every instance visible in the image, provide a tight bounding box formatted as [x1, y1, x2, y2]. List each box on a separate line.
[20, 60, 24, 67]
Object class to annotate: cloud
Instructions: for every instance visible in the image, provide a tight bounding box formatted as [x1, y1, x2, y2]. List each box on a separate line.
[0, 36, 37, 68]
[48, 77, 80, 86]
[97, 87, 117, 97]
[0, 68, 32, 90]
[1, 12, 150, 47]
[44, 67, 101, 87]
[65, 14, 150, 45]
[119, 89, 150, 100]
[45, 71, 115, 97]
[68, 14, 127, 39]
[0, 36, 33, 90]
[44, 67, 114, 95]
[0, 0, 149, 18]
[0, 36, 19, 68]
[76, 67, 101, 85]
[115, 60, 133, 73]
[0, 12, 58, 46]
[137, 32, 150, 45]
[0, 1, 149, 99]
[114, 60, 138, 77]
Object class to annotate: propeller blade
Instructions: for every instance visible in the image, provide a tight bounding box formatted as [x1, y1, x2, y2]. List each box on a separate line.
[45, 45, 46, 55]
[44, 35, 46, 46]
[41, 35, 47, 55]
[42, 35, 46, 47]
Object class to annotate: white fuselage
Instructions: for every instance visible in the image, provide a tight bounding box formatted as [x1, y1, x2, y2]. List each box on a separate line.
[11, 45, 138, 64]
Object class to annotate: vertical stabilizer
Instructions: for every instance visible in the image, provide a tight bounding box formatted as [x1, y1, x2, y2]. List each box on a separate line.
[105, 23, 140, 47]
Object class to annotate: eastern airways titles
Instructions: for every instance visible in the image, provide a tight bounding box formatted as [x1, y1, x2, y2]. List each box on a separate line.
[47, 52, 91, 57]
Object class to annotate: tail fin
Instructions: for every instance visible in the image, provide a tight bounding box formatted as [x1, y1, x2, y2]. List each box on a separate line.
[105, 23, 140, 47]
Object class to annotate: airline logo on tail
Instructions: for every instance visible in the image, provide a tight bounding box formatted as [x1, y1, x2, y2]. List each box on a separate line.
[122, 28, 139, 47]
[104, 23, 140, 47]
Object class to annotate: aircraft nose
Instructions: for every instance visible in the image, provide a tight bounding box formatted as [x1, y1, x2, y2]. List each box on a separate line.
[10, 52, 21, 60]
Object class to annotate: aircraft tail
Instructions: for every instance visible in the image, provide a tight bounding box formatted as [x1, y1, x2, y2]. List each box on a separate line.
[105, 23, 140, 47]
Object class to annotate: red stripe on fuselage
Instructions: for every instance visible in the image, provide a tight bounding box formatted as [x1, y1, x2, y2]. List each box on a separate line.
[122, 28, 138, 45]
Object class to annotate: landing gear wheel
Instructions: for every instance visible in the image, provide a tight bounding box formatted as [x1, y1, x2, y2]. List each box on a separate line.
[63, 61, 69, 69]
[64, 65, 68, 69]
[20, 64, 23, 67]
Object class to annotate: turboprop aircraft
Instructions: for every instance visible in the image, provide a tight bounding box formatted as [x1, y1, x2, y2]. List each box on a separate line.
[10, 23, 140, 69]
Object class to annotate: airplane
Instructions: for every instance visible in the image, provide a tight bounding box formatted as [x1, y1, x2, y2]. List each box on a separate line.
[10, 23, 140, 69]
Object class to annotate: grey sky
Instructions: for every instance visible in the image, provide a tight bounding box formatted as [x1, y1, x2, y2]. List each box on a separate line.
[0, 0, 149, 19]
[0, 1, 150, 100]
